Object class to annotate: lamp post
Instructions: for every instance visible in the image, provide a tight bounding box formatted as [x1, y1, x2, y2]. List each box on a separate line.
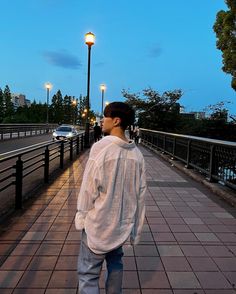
[100, 84, 106, 116]
[85, 32, 95, 147]
[72, 99, 77, 125]
[45, 82, 52, 127]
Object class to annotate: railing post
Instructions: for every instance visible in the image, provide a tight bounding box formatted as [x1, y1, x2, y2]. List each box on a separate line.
[60, 141, 64, 169]
[186, 139, 192, 168]
[81, 135, 84, 151]
[209, 145, 217, 182]
[44, 146, 49, 183]
[172, 137, 176, 158]
[70, 139, 73, 161]
[15, 155, 23, 209]
[76, 136, 80, 155]
[163, 135, 166, 152]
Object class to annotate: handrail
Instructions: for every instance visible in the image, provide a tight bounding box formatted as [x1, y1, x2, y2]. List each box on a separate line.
[0, 124, 58, 140]
[0, 130, 94, 217]
[140, 128, 236, 190]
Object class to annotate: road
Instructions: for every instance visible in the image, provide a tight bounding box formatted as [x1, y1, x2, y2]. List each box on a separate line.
[0, 134, 52, 155]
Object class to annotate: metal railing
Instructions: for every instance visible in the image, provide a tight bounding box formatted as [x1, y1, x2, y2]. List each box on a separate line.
[0, 124, 58, 140]
[140, 128, 236, 190]
[0, 131, 94, 217]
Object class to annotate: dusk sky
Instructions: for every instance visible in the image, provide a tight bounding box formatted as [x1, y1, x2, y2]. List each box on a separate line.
[1, 0, 235, 115]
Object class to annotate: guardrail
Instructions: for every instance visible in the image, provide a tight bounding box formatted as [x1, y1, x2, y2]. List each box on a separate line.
[0, 124, 58, 140]
[140, 128, 236, 190]
[0, 131, 94, 218]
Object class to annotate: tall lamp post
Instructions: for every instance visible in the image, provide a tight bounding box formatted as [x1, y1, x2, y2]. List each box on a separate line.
[45, 82, 52, 128]
[100, 84, 106, 116]
[72, 98, 77, 125]
[85, 32, 95, 147]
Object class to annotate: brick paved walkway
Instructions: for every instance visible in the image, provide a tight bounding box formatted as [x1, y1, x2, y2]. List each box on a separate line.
[0, 146, 236, 293]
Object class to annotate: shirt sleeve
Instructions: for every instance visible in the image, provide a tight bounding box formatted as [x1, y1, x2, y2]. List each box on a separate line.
[75, 158, 101, 230]
[130, 159, 147, 245]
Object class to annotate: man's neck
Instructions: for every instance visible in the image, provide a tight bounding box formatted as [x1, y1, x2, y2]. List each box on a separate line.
[110, 128, 129, 142]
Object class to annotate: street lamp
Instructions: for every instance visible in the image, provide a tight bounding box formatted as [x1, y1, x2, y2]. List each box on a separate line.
[100, 84, 106, 116]
[85, 31, 95, 147]
[45, 82, 52, 126]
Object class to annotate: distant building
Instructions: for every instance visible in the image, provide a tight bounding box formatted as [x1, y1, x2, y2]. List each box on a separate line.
[190, 112, 206, 120]
[11, 94, 31, 110]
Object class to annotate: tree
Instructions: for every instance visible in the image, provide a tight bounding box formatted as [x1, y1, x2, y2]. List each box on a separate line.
[204, 101, 230, 122]
[122, 87, 183, 131]
[0, 88, 4, 122]
[213, 0, 236, 91]
[50, 90, 64, 124]
[3, 85, 14, 120]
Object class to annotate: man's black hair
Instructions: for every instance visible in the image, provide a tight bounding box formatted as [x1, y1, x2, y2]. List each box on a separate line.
[104, 102, 135, 130]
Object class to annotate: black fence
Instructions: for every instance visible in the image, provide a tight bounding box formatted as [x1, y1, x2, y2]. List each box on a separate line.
[140, 128, 236, 190]
[0, 131, 94, 218]
[0, 124, 58, 140]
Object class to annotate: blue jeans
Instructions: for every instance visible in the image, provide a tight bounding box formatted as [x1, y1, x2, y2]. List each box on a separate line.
[78, 230, 124, 294]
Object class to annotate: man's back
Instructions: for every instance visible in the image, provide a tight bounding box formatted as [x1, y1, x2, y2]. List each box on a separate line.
[75, 135, 146, 254]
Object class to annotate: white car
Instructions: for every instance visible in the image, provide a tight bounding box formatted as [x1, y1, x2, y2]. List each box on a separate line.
[52, 125, 78, 141]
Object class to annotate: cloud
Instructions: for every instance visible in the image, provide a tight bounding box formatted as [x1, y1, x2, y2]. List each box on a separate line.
[43, 50, 82, 69]
[148, 45, 162, 58]
[94, 62, 106, 67]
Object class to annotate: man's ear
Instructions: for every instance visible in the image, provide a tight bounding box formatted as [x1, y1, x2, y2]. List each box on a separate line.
[113, 117, 121, 127]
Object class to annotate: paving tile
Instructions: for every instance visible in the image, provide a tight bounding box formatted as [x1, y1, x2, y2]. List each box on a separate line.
[167, 271, 201, 288]
[183, 218, 204, 225]
[45, 290, 77, 294]
[36, 243, 63, 255]
[0, 255, 32, 270]
[11, 243, 40, 256]
[158, 245, 183, 257]
[165, 218, 185, 225]
[216, 233, 236, 243]
[223, 272, 236, 287]
[45, 232, 67, 241]
[142, 290, 173, 294]
[16, 270, 52, 288]
[48, 270, 78, 288]
[174, 232, 199, 242]
[195, 233, 220, 242]
[205, 245, 234, 257]
[0, 270, 24, 288]
[55, 255, 77, 271]
[136, 257, 164, 271]
[0, 289, 14, 294]
[123, 271, 140, 288]
[138, 271, 170, 289]
[195, 272, 232, 289]
[27, 256, 58, 270]
[213, 257, 236, 271]
[153, 232, 176, 242]
[169, 224, 191, 233]
[61, 243, 80, 256]
[13, 289, 45, 293]
[204, 290, 236, 294]
[21, 231, 47, 241]
[180, 245, 208, 256]
[161, 256, 191, 271]
[187, 257, 219, 271]
[149, 224, 170, 232]
[134, 245, 159, 256]
[173, 290, 205, 294]
[213, 212, 234, 219]
[123, 257, 136, 270]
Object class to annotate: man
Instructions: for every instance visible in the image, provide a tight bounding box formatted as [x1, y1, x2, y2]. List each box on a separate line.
[75, 102, 146, 294]
[93, 121, 102, 142]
